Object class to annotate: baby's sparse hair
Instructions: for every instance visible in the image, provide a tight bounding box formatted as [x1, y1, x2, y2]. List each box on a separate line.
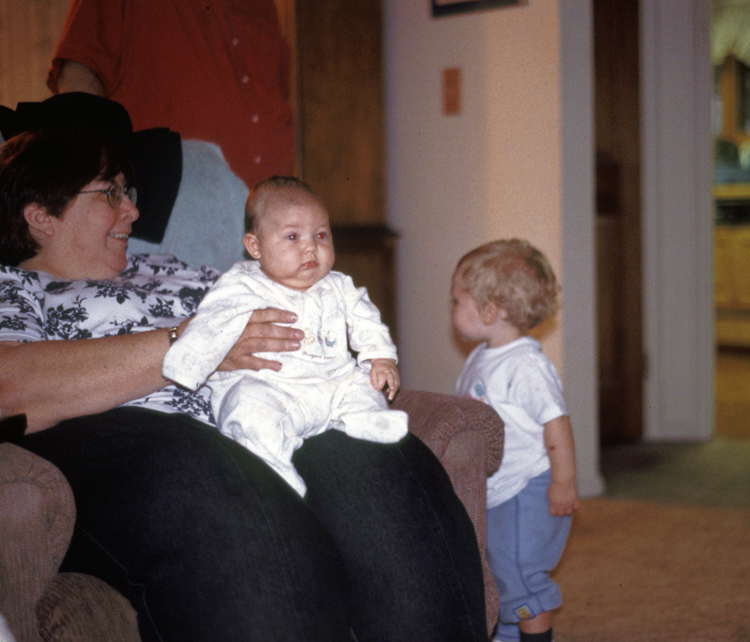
[245, 175, 322, 233]
[454, 239, 560, 331]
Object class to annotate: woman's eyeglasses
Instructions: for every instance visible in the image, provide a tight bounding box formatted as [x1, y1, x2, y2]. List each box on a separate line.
[79, 182, 138, 209]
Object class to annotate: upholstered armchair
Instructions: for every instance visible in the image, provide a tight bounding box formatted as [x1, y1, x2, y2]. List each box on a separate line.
[0, 390, 503, 642]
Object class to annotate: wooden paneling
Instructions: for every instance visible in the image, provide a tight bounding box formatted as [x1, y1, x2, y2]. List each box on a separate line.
[296, 0, 395, 340]
[295, 0, 384, 226]
[0, 0, 69, 108]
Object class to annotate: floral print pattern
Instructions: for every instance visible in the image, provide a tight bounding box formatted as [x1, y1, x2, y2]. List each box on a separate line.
[0, 253, 221, 425]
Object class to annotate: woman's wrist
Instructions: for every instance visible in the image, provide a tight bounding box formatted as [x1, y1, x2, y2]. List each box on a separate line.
[164, 318, 192, 348]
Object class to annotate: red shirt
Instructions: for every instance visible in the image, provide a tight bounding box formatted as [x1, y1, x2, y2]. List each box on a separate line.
[48, 0, 294, 188]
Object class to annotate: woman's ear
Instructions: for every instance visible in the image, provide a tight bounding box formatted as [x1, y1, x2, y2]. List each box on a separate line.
[243, 232, 261, 259]
[23, 203, 55, 241]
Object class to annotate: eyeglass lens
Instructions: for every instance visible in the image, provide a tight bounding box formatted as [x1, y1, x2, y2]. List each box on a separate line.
[105, 183, 137, 208]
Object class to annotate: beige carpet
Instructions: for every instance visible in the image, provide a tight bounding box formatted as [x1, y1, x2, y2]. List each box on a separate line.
[550, 498, 750, 642]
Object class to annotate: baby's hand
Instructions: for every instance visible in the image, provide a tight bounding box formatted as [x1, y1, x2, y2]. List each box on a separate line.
[369, 358, 400, 401]
[548, 481, 580, 516]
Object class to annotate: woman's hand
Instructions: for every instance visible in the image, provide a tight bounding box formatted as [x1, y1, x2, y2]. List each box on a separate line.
[369, 358, 400, 401]
[216, 308, 304, 372]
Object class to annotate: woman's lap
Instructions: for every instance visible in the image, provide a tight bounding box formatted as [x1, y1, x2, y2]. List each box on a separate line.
[23, 407, 487, 642]
[23, 408, 350, 642]
[295, 430, 488, 642]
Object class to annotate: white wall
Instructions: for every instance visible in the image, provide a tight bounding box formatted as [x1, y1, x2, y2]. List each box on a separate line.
[559, 0, 602, 495]
[641, 0, 714, 441]
[384, 0, 604, 496]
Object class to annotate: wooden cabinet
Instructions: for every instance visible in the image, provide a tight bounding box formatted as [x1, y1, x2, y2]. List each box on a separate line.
[714, 184, 750, 311]
[714, 225, 750, 311]
[714, 184, 750, 345]
[331, 225, 398, 339]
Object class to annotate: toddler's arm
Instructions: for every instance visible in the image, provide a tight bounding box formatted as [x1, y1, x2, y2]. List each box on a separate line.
[543, 415, 581, 516]
[369, 358, 400, 401]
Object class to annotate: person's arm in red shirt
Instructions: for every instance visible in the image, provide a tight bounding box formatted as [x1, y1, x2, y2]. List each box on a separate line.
[56, 60, 106, 95]
[47, 0, 125, 96]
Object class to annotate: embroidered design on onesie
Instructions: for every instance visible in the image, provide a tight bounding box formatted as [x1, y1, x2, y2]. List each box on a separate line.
[514, 605, 533, 620]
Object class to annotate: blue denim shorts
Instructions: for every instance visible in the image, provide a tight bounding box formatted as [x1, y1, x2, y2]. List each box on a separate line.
[486, 469, 572, 641]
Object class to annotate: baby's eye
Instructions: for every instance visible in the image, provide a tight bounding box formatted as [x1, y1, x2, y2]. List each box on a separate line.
[317, 232, 328, 240]
[286, 234, 298, 241]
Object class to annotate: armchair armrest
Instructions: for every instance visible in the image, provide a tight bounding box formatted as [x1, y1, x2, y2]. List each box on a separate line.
[0, 441, 141, 642]
[0, 442, 76, 642]
[393, 390, 503, 476]
[36, 573, 140, 642]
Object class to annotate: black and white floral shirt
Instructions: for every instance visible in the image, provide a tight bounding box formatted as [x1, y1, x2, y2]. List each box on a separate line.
[0, 253, 221, 425]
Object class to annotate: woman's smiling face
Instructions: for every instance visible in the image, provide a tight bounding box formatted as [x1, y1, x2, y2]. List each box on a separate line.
[41, 173, 139, 280]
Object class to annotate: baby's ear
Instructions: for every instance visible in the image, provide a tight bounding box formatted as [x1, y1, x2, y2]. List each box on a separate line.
[243, 233, 261, 259]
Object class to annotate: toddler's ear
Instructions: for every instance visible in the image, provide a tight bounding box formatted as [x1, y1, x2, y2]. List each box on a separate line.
[243, 233, 261, 259]
[480, 303, 501, 325]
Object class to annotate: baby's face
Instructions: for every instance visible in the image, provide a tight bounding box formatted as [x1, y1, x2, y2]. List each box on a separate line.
[243, 198, 335, 291]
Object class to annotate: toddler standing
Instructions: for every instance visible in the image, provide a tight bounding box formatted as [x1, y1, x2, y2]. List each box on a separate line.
[452, 239, 579, 642]
[163, 176, 407, 497]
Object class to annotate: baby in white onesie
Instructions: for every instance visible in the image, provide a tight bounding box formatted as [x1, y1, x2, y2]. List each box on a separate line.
[162, 176, 408, 496]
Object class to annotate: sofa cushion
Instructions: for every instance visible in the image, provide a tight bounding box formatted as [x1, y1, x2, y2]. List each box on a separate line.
[0, 443, 76, 642]
[36, 573, 140, 642]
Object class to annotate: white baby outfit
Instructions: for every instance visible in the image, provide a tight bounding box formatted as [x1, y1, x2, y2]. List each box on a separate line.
[163, 261, 408, 496]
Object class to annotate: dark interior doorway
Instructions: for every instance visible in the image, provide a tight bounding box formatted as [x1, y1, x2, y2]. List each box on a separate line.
[594, 0, 644, 444]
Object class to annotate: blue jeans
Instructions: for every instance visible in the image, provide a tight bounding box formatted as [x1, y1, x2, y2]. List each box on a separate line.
[486, 470, 572, 642]
[23, 407, 486, 642]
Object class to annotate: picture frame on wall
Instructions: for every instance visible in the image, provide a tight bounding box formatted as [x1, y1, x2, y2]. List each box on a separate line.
[431, 0, 526, 17]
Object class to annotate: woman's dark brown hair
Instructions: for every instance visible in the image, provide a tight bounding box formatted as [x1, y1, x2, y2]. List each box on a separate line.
[0, 129, 135, 266]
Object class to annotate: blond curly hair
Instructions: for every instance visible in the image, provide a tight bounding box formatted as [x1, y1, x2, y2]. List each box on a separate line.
[454, 239, 560, 331]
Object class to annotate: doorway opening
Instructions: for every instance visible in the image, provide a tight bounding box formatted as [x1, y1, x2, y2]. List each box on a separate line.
[712, 0, 750, 440]
[594, 0, 643, 445]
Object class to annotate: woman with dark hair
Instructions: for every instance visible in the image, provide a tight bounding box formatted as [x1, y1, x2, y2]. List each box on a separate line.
[0, 130, 136, 267]
[0, 129, 488, 642]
